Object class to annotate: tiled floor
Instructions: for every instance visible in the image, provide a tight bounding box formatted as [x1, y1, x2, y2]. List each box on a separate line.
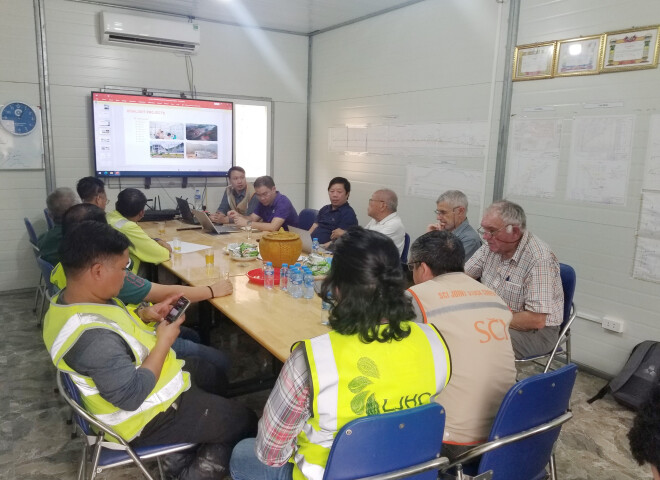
[0, 290, 652, 479]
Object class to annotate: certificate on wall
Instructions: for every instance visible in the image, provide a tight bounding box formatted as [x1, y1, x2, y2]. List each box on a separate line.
[602, 26, 660, 73]
[513, 42, 556, 81]
[554, 35, 604, 77]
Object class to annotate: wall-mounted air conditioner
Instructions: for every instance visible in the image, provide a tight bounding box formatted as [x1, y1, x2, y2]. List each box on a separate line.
[100, 12, 200, 54]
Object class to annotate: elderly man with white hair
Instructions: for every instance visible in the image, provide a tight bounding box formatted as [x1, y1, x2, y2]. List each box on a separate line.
[465, 200, 564, 359]
[427, 190, 481, 260]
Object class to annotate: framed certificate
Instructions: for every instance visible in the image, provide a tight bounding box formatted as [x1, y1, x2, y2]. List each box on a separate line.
[602, 26, 660, 73]
[554, 35, 604, 77]
[513, 42, 556, 81]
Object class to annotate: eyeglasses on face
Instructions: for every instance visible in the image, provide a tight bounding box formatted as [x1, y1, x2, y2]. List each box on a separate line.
[406, 261, 419, 271]
[434, 206, 459, 215]
[477, 224, 510, 238]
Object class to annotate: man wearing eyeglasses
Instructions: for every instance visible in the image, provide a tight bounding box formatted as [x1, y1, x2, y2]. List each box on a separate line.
[406, 230, 516, 459]
[465, 200, 564, 360]
[362, 189, 406, 255]
[427, 190, 481, 261]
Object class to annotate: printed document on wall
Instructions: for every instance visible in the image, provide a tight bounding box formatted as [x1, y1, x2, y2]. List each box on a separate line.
[406, 163, 482, 205]
[505, 118, 561, 198]
[566, 115, 634, 205]
[633, 191, 660, 283]
[643, 114, 660, 191]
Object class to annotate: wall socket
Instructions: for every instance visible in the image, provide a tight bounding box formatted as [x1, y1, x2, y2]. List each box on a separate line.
[602, 316, 625, 333]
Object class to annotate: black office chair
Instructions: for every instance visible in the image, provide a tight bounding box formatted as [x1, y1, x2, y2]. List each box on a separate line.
[298, 208, 318, 230]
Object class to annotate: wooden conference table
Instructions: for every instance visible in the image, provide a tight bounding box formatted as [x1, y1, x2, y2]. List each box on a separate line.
[142, 219, 329, 362]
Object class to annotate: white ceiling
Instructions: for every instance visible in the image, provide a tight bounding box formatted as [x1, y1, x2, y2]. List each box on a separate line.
[82, 0, 426, 35]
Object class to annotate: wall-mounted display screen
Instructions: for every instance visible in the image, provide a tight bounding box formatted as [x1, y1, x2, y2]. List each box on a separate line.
[92, 92, 233, 177]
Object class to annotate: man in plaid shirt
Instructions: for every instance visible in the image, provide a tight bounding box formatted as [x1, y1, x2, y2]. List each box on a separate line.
[465, 200, 564, 359]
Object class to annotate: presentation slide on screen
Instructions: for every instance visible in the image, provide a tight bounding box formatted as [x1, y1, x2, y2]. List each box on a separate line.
[92, 93, 233, 176]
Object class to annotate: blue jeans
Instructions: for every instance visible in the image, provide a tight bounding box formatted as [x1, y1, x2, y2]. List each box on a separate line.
[230, 438, 294, 480]
[172, 326, 231, 372]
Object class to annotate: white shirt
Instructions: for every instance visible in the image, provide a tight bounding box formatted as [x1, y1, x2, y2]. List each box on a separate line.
[365, 212, 406, 255]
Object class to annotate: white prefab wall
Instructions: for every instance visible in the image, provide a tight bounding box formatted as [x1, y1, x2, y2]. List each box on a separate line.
[308, 0, 509, 243]
[508, 0, 660, 375]
[0, 0, 309, 291]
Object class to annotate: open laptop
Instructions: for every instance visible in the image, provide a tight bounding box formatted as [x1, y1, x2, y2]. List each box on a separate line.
[192, 209, 240, 234]
[176, 197, 198, 225]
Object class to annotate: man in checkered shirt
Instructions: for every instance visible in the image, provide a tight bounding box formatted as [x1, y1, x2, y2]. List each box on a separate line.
[465, 200, 564, 359]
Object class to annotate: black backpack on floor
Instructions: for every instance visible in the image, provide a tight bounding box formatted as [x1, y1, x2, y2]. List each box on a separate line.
[588, 340, 660, 410]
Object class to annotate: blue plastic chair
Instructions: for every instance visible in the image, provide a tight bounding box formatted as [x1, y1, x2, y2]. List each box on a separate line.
[44, 208, 54, 230]
[442, 363, 578, 480]
[24, 217, 39, 245]
[298, 208, 318, 231]
[323, 403, 448, 480]
[57, 371, 196, 480]
[401, 232, 411, 263]
[25, 217, 47, 320]
[516, 263, 577, 372]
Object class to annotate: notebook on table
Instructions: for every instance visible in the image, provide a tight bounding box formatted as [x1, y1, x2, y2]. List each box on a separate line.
[192, 210, 240, 234]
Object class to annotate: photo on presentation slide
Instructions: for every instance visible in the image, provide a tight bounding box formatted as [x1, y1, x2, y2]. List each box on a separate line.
[150, 122, 184, 140]
[150, 141, 184, 158]
[185, 142, 218, 159]
[186, 124, 218, 141]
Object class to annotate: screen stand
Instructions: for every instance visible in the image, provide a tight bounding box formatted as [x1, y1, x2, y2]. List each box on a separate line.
[144, 177, 151, 189]
[181, 178, 188, 189]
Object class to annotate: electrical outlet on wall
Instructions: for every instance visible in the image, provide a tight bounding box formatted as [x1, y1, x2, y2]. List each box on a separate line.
[602, 316, 625, 333]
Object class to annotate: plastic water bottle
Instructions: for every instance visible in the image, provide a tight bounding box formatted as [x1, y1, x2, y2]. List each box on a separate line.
[312, 238, 319, 253]
[322, 292, 332, 311]
[290, 268, 303, 299]
[303, 267, 315, 299]
[194, 187, 202, 209]
[264, 261, 274, 290]
[280, 263, 288, 291]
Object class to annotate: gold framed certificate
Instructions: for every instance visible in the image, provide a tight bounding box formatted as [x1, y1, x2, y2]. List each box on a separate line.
[602, 26, 660, 73]
[554, 35, 604, 77]
[513, 42, 557, 81]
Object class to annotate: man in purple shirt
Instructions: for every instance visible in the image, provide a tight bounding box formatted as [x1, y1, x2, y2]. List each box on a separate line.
[228, 176, 299, 231]
[309, 177, 358, 244]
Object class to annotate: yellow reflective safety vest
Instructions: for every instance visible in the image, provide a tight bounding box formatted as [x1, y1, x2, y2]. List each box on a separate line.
[50, 263, 153, 330]
[292, 322, 451, 480]
[42, 293, 190, 442]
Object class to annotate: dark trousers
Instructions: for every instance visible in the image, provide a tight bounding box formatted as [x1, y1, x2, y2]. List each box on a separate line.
[132, 357, 258, 478]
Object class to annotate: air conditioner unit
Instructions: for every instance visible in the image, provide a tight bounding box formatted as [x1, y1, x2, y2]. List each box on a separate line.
[100, 12, 200, 54]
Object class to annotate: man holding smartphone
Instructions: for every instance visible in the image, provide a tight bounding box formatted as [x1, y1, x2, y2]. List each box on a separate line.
[43, 221, 257, 479]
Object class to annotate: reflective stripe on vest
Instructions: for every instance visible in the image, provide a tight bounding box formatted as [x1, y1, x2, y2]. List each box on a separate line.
[113, 218, 129, 229]
[292, 322, 450, 480]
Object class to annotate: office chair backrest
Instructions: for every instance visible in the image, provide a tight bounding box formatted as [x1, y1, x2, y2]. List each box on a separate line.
[401, 232, 411, 263]
[477, 363, 578, 480]
[24, 217, 39, 246]
[559, 263, 576, 325]
[36, 257, 59, 297]
[323, 402, 445, 480]
[44, 208, 54, 230]
[298, 208, 318, 231]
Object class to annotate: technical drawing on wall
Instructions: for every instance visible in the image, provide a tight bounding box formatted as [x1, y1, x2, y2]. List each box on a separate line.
[643, 114, 660, 191]
[329, 122, 488, 157]
[634, 191, 660, 283]
[505, 117, 562, 198]
[566, 115, 634, 205]
[406, 163, 482, 205]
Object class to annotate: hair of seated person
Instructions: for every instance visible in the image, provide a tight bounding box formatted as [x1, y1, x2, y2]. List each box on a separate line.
[410, 230, 465, 277]
[76, 176, 105, 202]
[60, 221, 131, 277]
[628, 383, 660, 472]
[62, 203, 108, 235]
[46, 187, 79, 224]
[115, 188, 148, 217]
[327, 176, 351, 193]
[319, 226, 413, 344]
[253, 175, 275, 189]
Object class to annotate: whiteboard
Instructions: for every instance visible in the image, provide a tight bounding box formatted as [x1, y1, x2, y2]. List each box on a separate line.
[0, 105, 44, 170]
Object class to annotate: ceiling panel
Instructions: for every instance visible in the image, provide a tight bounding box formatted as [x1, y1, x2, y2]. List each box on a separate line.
[82, 0, 424, 35]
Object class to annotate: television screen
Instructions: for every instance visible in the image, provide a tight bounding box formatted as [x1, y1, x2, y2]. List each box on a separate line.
[91, 92, 233, 177]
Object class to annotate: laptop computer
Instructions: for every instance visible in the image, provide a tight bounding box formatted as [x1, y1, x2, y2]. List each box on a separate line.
[192, 209, 240, 234]
[176, 197, 198, 225]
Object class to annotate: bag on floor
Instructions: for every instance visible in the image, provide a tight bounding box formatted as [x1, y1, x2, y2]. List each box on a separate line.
[588, 340, 660, 410]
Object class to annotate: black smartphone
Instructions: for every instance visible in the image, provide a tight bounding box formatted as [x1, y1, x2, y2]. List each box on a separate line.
[164, 296, 191, 323]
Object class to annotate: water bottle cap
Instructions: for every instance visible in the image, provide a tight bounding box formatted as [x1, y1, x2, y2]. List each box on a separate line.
[266, 261, 273, 265]
[313, 238, 318, 242]
[281, 263, 288, 268]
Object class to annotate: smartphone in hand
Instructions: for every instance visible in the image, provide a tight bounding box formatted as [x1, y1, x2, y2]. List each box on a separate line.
[164, 296, 191, 323]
